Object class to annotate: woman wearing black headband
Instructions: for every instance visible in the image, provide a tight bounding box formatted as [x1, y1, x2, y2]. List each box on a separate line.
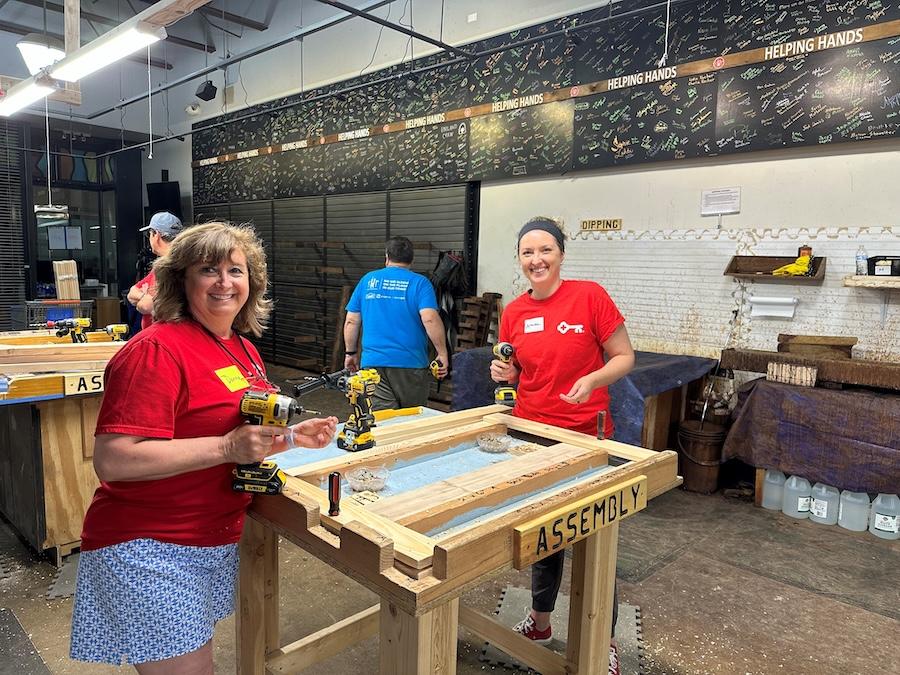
[490, 216, 634, 674]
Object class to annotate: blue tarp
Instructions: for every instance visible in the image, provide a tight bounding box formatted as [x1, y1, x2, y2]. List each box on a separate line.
[452, 348, 715, 445]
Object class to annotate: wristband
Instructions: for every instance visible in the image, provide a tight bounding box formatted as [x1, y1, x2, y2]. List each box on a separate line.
[345, 350, 358, 356]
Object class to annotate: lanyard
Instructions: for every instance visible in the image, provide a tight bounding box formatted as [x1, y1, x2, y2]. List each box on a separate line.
[196, 320, 277, 392]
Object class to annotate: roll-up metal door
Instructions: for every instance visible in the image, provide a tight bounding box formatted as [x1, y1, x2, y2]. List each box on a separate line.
[230, 201, 274, 360]
[272, 196, 327, 369]
[388, 184, 468, 280]
[0, 120, 26, 331]
[214, 184, 474, 371]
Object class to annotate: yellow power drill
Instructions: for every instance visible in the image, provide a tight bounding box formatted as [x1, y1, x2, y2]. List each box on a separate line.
[231, 391, 298, 495]
[337, 369, 380, 451]
[41, 317, 91, 343]
[492, 342, 517, 406]
[105, 323, 129, 341]
[291, 368, 380, 452]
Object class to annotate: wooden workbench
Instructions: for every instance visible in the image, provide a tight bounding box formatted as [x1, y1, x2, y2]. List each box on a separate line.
[0, 338, 123, 563]
[237, 405, 680, 674]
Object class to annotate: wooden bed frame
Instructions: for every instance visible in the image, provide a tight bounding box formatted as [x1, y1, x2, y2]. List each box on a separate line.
[237, 404, 681, 674]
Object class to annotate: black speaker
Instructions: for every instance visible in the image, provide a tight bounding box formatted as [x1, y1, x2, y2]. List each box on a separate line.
[196, 81, 217, 102]
[146, 181, 182, 220]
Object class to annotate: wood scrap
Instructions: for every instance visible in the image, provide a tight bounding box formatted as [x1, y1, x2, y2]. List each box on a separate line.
[777, 334, 857, 360]
[721, 348, 900, 391]
[52, 260, 80, 300]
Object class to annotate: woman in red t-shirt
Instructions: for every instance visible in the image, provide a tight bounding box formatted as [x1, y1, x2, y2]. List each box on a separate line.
[70, 222, 338, 671]
[490, 217, 634, 674]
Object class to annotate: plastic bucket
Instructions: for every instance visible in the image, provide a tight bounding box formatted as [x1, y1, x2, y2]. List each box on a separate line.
[676, 420, 728, 494]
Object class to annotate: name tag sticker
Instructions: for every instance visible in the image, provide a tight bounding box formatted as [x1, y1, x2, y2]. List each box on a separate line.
[216, 365, 250, 392]
[524, 317, 544, 333]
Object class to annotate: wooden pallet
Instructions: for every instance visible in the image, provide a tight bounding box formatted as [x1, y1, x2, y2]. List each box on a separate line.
[455, 292, 502, 351]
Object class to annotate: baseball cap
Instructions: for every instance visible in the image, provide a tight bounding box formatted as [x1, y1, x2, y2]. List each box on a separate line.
[140, 211, 183, 236]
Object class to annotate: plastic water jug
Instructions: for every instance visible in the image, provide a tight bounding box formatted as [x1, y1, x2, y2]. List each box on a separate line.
[809, 483, 839, 525]
[838, 491, 870, 532]
[782, 475, 812, 519]
[761, 469, 786, 510]
[868, 493, 900, 540]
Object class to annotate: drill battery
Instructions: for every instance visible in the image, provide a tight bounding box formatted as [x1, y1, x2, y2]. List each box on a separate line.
[492, 342, 517, 407]
[232, 391, 298, 495]
[232, 460, 286, 495]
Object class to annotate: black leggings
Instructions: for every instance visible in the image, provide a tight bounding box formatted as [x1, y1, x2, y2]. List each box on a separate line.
[531, 550, 618, 638]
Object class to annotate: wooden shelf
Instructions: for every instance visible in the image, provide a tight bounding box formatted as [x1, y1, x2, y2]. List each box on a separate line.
[724, 256, 826, 285]
[842, 275, 900, 289]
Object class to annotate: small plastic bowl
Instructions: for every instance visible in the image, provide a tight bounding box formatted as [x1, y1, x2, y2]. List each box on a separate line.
[345, 466, 389, 492]
[476, 432, 513, 453]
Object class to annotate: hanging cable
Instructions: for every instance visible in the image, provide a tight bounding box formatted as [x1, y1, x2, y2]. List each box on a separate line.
[147, 44, 153, 159]
[44, 96, 52, 206]
[658, 0, 672, 67]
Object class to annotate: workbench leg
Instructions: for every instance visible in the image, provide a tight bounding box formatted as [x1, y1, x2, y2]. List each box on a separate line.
[237, 517, 279, 675]
[755, 467, 764, 507]
[566, 521, 619, 675]
[379, 598, 458, 674]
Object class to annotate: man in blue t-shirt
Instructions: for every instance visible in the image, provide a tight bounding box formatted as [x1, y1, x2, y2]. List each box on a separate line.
[344, 236, 449, 410]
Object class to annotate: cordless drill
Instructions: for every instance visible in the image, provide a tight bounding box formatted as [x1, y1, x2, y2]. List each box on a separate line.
[36, 317, 91, 343]
[492, 342, 517, 406]
[293, 368, 381, 452]
[231, 391, 298, 495]
[104, 323, 129, 341]
[337, 369, 380, 451]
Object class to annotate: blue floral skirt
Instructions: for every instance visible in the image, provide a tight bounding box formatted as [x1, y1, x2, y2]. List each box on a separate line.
[70, 538, 238, 665]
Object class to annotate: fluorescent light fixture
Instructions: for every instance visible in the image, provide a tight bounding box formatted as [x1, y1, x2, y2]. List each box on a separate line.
[0, 78, 56, 117]
[17, 33, 66, 76]
[50, 21, 167, 82]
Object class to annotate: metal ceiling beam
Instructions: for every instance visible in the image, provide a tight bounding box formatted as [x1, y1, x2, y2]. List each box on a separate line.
[0, 20, 174, 69]
[13, 0, 216, 52]
[314, 0, 473, 59]
[87, 0, 394, 119]
[134, 0, 268, 32]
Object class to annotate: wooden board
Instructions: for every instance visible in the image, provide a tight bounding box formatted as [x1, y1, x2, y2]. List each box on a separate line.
[513, 475, 646, 568]
[721, 348, 900, 390]
[38, 396, 102, 550]
[52, 260, 80, 300]
[289, 420, 506, 480]
[0, 330, 113, 345]
[766, 363, 817, 387]
[723, 256, 825, 284]
[0, 341, 123, 365]
[429, 449, 678, 595]
[777, 334, 857, 360]
[368, 442, 609, 533]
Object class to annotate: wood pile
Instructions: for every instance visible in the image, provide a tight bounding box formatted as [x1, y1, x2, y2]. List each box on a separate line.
[53, 260, 80, 300]
[0, 342, 124, 374]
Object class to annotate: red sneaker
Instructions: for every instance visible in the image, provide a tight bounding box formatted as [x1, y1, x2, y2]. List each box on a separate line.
[512, 614, 552, 645]
[608, 643, 620, 675]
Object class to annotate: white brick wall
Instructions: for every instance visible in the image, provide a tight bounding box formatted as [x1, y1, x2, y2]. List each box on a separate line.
[563, 227, 900, 360]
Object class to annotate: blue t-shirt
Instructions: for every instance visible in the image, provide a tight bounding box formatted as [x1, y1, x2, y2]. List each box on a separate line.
[346, 266, 438, 368]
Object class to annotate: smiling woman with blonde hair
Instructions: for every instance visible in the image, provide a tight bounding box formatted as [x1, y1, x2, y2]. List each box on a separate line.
[70, 221, 338, 673]
[490, 215, 634, 675]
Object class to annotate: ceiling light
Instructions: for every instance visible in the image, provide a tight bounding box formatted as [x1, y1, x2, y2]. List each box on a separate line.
[50, 21, 167, 83]
[16, 33, 65, 76]
[0, 77, 56, 117]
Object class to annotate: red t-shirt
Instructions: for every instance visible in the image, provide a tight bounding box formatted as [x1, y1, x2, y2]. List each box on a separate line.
[500, 280, 625, 437]
[80, 319, 270, 551]
[135, 270, 155, 330]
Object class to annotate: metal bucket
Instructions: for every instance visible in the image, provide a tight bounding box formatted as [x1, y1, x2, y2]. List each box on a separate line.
[676, 420, 728, 494]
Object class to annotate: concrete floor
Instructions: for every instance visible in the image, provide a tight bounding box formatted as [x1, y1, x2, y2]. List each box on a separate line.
[1, 365, 898, 674]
